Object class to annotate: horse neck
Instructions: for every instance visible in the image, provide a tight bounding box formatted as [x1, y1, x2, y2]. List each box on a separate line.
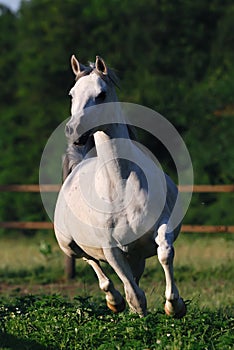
[93, 122, 134, 186]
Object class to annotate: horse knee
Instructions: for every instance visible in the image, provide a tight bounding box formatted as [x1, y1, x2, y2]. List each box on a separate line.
[157, 245, 174, 266]
[99, 278, 112, 292]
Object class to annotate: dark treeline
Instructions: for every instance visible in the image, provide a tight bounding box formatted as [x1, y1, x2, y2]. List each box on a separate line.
[0, 0, 233, 228]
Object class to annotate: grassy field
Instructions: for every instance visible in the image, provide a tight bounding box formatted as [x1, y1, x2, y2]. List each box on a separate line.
[0, 231, 233, 349]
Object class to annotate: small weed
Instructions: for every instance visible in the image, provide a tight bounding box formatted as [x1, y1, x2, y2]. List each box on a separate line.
[39, 241, 53, 260]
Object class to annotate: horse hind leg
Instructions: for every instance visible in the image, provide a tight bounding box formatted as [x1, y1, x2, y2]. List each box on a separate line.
[128, 257, 145, 286]
[155, 224, 186, 318]
[83, 258, 125, 313]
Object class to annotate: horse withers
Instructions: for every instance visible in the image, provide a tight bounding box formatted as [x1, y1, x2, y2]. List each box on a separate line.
[54, 55, 186, 318]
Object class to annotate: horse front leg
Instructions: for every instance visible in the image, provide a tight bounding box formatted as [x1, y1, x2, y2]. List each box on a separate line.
[155, 224, 186, 318]
[83, 258, 125, 313]
[103, 247, 147, 317]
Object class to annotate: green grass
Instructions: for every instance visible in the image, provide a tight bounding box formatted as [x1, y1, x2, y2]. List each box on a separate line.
[0, 232, 233, 349]
[0, 294, 233, 350]
[0, 232, 64, 284]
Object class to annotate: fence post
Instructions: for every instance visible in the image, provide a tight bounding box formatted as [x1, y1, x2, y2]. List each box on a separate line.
[65, 256, 76, 279]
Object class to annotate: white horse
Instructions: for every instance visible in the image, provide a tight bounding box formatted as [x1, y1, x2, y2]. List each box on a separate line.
[54, 55, 186, 318]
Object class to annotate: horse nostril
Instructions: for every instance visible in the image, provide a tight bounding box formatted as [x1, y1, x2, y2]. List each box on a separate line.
[65, 125, 74, 135]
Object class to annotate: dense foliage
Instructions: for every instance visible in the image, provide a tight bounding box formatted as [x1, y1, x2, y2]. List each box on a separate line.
[0, 0, 233, 226]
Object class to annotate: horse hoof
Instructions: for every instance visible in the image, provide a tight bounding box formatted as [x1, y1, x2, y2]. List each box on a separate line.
[164, 298, 187, 319]
[107, 298, 126, 313]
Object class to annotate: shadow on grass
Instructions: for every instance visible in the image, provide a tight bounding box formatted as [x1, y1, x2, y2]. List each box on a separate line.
[0, 331, 54, 350]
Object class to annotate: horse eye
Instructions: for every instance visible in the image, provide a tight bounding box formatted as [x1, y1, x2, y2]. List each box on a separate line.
[96, 91, 106, 101]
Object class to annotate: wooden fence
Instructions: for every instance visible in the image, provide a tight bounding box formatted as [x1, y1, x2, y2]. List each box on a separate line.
[1, 184, 233, 278]
[0, 184, 233, 233]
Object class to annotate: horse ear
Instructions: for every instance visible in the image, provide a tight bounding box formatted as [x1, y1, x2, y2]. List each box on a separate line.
[71, 55, 81, 75]
[71, 55, 87, 76]
[95, 56, 108, 75]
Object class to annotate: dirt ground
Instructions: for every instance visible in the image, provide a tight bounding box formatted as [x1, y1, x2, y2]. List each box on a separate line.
[0, 281, 91, 299]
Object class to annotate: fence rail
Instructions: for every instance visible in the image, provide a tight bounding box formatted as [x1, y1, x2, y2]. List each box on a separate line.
[1, 184, 233, 279]
[1, 222, 234, 233]
[0, 184, 233, 233]
[1, 184, 234, 193]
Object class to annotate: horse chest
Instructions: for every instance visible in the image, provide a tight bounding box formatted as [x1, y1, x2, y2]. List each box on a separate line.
[55, 158, 153, 248]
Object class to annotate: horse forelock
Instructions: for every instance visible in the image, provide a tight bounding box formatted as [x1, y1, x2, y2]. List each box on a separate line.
[75, 66, 93, 81]
[75, 62, 119, 88]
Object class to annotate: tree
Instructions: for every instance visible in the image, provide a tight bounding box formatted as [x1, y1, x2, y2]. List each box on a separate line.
[0, 0, 233, 227]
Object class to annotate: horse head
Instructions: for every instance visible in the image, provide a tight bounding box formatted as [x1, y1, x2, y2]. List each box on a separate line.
[65, 55, 118, 145]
